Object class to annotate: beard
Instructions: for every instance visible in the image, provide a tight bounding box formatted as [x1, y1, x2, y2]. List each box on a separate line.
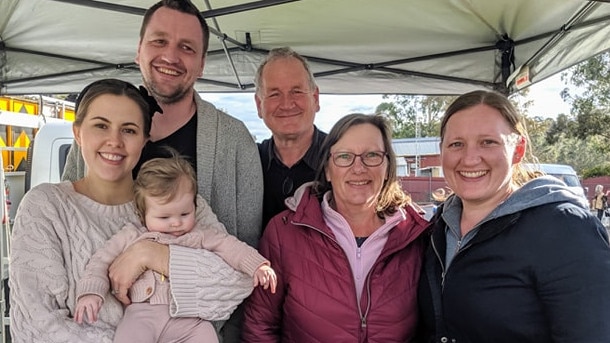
[143, 78, 191, 105]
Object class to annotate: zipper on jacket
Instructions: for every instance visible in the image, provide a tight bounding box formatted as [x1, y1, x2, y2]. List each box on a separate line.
[294, 220, 403, 334]
[296, 222, 371, 332]
[432, 213, 519, 294]
[355, 245, 368, 329]
[445, 238, 463, 286]
[360, 273, 372, 329]
[430, 234, 447, 290]
[356, 247, 363, 277]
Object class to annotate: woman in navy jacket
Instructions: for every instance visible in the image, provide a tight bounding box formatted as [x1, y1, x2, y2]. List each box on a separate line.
[418, 90, 610, 343]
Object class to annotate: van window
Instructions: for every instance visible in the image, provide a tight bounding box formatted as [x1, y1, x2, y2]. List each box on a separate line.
[25, 121, 75, 191]
[58, 144, 71, 179]
[554, 174, 580, 188]
[523, 163, 582, 188]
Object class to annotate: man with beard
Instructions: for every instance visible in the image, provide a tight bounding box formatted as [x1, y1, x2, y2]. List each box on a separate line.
[62, 1, 262, 342]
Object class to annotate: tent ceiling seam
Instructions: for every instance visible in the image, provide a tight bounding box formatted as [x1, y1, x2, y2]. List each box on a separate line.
[203, 0, 244, 89]
[523, 1, 598, 68]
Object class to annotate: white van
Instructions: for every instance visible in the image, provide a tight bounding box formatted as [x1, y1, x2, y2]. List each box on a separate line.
[0, 154, 9, 333]
[523, 163, 581, 188]
[25, 121, 74, 191]
[523, 163, 588, 200]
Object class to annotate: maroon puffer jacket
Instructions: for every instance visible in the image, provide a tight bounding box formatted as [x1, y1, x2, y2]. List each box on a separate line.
[243, 186, 428, 343]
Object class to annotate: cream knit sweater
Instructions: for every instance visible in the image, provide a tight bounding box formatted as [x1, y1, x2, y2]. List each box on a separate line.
[61, 93, 264, 248]
[9, 182, 252, 343]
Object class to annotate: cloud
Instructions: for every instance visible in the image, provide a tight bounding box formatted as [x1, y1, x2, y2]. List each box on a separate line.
[527, 73, 571, 118]
[202, 93, 268, 141]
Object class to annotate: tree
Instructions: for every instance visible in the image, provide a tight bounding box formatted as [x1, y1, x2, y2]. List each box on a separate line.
[520, 111, 606, 173]
[559, 51, 610, 145]
[510, 88, 534, 116]
[375, 95, 455, 138]
[375, 88, 606, 176]
[522, 52, 610, 175]
[374, 80, 609, 176]
[523, 115, 553, 147]
[377, 91, 532, 139]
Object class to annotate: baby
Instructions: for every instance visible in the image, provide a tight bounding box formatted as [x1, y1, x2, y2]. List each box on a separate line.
[74, 153, 276, 342]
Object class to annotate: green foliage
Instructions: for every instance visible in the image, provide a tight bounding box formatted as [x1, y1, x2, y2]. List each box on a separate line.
[544, 114, 575, 144]
[376, 92, 532, 139]
[509, 89, 534, 115]
[376, 72, 610, 177]
[535, 134, 607, 173]
[375, 95, 455, 138]
[527, 52, 610, 175]
[582, 163, 610, 178]
[561, 52, 610, 142]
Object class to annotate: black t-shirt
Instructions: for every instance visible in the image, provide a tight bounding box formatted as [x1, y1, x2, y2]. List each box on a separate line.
[133, 112, 197, 178]
[258, 127, 327, 228]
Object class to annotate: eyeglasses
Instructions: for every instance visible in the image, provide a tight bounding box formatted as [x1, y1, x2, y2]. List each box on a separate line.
[330, 151, 387, 167]
[282, 176, 294, 195]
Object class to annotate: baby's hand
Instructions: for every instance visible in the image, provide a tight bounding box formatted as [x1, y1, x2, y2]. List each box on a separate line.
[254, 265, 277, 294]
[74, 294, 103, 324]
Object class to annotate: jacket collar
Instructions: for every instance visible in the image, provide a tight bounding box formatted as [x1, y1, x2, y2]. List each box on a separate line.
[285, 183, 429, 253]
[260, 126, 327, 170]
[430, 205, 521, 262]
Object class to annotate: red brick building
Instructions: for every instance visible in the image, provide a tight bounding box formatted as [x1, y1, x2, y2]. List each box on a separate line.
[392, 137, 441, 177]
[392, 137, 444, 203]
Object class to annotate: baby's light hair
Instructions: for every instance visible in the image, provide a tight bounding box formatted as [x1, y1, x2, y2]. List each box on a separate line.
[133, 148, 197, 224]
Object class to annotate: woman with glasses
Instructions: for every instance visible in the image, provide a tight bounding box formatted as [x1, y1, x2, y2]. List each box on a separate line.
[242, 113, 429, 342]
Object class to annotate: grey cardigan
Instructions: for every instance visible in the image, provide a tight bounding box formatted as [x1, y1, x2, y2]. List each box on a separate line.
[62, 93, 263, 247]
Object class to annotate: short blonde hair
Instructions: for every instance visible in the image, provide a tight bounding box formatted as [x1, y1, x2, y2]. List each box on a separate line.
[254, 47, 317, 95]
[133, 151, 197, 224]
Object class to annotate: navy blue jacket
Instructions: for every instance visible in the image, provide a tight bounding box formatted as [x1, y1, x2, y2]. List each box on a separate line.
[418, 177, 610, 343]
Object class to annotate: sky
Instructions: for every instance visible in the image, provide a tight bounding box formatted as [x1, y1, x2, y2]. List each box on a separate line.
[202, 73, 572, 142]
[525, 73, 572, 119]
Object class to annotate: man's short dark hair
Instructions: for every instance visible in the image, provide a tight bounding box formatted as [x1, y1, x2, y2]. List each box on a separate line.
[140, 0, 210, 55]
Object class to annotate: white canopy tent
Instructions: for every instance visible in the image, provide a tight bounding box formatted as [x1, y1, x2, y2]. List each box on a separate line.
[1, 0, 610, 96]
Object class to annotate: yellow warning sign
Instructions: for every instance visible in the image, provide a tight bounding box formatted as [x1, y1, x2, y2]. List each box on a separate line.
[13, 131, 31, 171]
[0, 137, 7, 170]
[0, 98, 9, 111]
